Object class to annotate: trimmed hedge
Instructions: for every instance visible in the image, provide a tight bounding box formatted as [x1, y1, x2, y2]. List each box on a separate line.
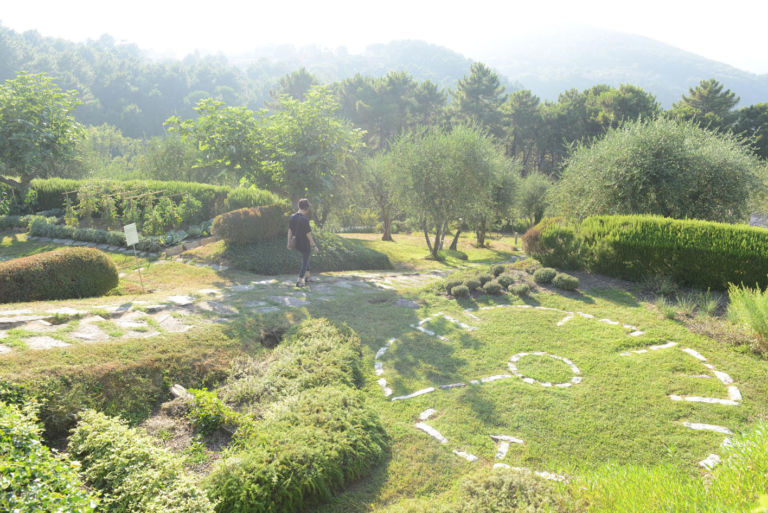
[212, 204, 288, 245]
[0, 247, 118, 303]
[523, 218, 582, 269]
[69, 410, 215, 513]
[580, 215, 768, 289]
[220, 319, 363, 410]
[553, 273, 579, 291]
[30, 177, 279, 218]
[533, 267, 557, 285]
[221, 230, 392, 274]
[208, 319, 388, 513]
[1, 402, 97, 513]
[206, 386, 388, 513]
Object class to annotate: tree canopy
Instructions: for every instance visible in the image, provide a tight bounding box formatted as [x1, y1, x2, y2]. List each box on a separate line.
[552, 117, 762, 223]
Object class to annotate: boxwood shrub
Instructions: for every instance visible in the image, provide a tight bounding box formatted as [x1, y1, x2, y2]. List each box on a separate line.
[510, 283, 530, 296]
[451, 284, 470, 298]
[69, 410, 214, 513]
[206, 386, 388, 513]
[212, 204, 288, 246]
[523, 218, 582, 269]
[444, 278, 464, 294]
[497, 274, 514, 288]
[483, 280, 503, 295]
[477, 273, 493, 285]
[491, 264, 506, 277]
[533, 267, 557, 285]
[553, 272, 579, 291]
[464, 279, 481, 291]
[1, 402, 97, 513]
[0, 247, 118, 303]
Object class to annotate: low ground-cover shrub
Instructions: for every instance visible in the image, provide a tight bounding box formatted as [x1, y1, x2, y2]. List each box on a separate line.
[212, 204, 288, 245]
[206, 385, 388, 513]
[187, 388, 244, 436]
[0, 214, 56, 232]
[490, 264, 505, 277]
[510, 283, 530, 296]
[220, 319, 363, 411]
[533, 267, 557, 285]
[477, 273, 493, 285]
[458, 468, 567, 513]
[728, 283, 768, 345]
[483, 280, 503, 295]
[497, 274, 514, 288]
[451, 284, 470, 298]
[444, 278, 464, 294]
[69, 410, 215, 513]
[464, 279, 481, 291]
[221, 230, 391, 274]
[0, 402, 98, 513]
[0, 247, 118, 303]
[552, 273, 579, 291]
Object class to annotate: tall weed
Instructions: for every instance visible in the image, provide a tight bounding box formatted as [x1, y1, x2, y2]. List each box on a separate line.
[728, 283, 768, 343]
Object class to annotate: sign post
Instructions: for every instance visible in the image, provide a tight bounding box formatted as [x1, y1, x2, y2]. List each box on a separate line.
[123, 223, 145, 293]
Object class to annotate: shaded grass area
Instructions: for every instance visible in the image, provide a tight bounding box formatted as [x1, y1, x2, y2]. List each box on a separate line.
[186, 230, 392, 274]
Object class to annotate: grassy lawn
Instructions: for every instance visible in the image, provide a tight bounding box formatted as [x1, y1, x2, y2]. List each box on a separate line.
[3, 231, 768, 511]
[337, 232, 522, 270]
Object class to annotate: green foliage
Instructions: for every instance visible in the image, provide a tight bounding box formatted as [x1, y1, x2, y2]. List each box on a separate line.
[28, 177, 279, 219]
[220, 319, 363, 410]
[517, 172, 551, 225]
[0, 402, 98, 513]
[574, 423, 768, 512]
[68, 410, 215, 513]
[464, 279, 481, 291]
[728, 283, 768, 345]
[451, 284, 470, 298]
[444, 278, 464, 293]
[553, 117, 762, 223]
[206, 386, 388, 513]
[187, 388, 241, 437]
[220, 229, 391, 274]
[552, 272, 579, 290]
[524, 218, 582, 269]
[457, 468, 565, 513]
[212, 204, 288, 245]
[452, 62, 507, 138]
[482, 280, 503, 295]
[533, 267, 557, 284]
[579, 215, 768, 289]
[477, 273, 493, 285]
[497, 274, 515, 288]
[491, 263, 505, 276]
[668, 78, 739, 131]
[0, 247, 118, 303]
[510, 283, 530, 296]
[0, 72, 82, 186]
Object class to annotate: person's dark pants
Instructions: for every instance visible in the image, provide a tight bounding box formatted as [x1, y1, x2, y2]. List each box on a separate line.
[298, 249, 311, 279]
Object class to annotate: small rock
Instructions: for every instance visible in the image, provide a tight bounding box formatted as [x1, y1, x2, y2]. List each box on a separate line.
[170, 384, 193, 400]
[167, 295, 195, 307]
[395, 299, 420, 308]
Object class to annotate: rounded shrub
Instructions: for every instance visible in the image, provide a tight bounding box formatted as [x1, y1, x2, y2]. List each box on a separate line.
[464, 279, 481, 291]
[497, 274, 514, 288]
[0, 247, 119, 303]
[451, 285, 470, 298]
[552, 272, 579, 291]
[533, 267, 557, 285]
[510, 283, 530, 296]
[212, 204, 287, 245]
[444, 278, 464, 294]
[477, 274, 493, 285]
[490, 264, 506, 277]
[483, 280, 503, 295]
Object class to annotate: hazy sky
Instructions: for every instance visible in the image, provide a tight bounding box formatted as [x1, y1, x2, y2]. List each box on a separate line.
[3, 0, 768, 73]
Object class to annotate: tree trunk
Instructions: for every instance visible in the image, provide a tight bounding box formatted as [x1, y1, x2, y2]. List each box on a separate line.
[423, 223, 433, 254]
[381, 214, 393, 241]
[475, 218, 487, 247]
[449, 227, 462, 251]
[431, 224, 442, 259]
[438, 221, 448, 249]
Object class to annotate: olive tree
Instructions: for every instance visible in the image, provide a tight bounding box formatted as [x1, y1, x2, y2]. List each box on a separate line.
[552, 117, 762, 222]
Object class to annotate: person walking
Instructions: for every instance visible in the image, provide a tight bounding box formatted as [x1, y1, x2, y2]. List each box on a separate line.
[288, 198, 318, 287]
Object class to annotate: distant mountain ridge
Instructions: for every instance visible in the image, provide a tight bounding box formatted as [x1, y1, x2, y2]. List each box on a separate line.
[470, 27, 768, 107]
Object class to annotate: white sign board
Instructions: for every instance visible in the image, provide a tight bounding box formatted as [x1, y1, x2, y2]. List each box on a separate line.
[124, 223, 139, 247]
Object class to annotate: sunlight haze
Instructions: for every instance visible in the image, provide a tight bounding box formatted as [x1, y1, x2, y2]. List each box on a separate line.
[3, 0, 768, 73]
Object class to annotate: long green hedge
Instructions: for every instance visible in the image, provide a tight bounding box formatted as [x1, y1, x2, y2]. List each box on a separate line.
[29, 177, 280, 218]
[525, 215, 768, 290]
[206, 319, 389, 513]
[0, 247, 119, 303]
